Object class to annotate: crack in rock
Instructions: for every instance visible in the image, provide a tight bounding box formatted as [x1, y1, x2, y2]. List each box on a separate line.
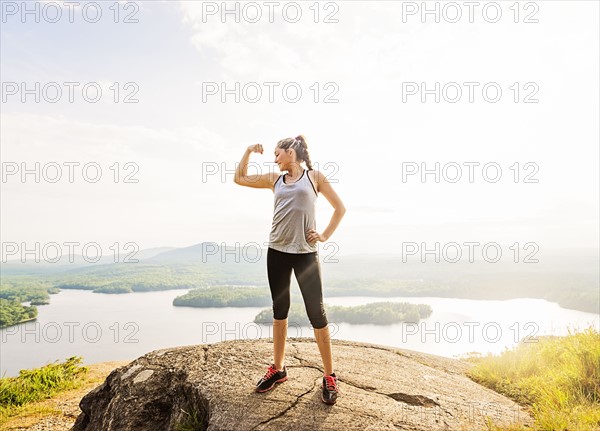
[290, 344, 324, 374]
[338, 378, 377, 392]
[332, 375, 442, 412]
[202, 346, 208, 365]
[439, 405, 454, 418]
[290, 355, 324, 374]
[386, 392, 440, 407]
[249, 378, 318, 430]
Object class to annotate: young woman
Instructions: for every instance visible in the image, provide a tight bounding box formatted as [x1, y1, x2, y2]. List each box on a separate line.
[234, 135, 346, 405]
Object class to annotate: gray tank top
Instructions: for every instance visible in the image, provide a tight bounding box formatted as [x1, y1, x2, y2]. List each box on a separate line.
[269, 169, 319, 254]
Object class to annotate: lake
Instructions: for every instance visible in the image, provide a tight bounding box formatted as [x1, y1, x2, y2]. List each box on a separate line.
[1, 289, 598, 377]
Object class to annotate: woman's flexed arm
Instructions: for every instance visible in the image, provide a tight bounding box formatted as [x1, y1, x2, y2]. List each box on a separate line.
[234, 144, 275, 189]
[235, 144, 261, 180]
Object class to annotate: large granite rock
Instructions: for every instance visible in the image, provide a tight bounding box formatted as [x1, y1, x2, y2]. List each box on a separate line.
[71, 338, 533, 430]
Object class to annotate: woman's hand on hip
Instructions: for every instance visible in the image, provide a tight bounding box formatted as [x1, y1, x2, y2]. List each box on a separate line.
[307, 229, 327, 244]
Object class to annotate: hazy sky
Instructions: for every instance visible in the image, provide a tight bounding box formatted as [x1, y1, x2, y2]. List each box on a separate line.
[1, 1, 598, 259]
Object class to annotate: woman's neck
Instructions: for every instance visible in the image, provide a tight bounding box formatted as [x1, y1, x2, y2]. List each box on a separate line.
[286, 165, 304, 179]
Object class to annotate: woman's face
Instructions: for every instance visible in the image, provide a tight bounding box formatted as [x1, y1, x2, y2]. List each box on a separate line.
[274, 146, 294, 171]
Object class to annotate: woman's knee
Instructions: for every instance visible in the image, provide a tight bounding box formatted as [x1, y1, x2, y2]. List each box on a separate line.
[273, 311, 289, 320]
[308, 306, 328, 329]
[311, 317, 329, 330]
[272, 302, 290, 320]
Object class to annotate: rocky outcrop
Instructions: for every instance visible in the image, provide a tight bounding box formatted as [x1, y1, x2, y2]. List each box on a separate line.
[71, 338, 533, 430]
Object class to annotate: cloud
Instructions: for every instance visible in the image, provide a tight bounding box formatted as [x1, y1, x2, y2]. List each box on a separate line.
[1, 112, 227, 163]
[178, 2, 391, 83]
[0, 111, 233, 210]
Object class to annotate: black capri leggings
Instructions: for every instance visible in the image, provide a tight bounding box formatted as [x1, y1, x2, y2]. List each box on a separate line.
[266, 247, 328, 329]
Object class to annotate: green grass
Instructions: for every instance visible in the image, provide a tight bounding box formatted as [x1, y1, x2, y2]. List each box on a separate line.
[175, 404, 209, 431]
[0, 356, 88, 423]
[466, 326, 600, 430]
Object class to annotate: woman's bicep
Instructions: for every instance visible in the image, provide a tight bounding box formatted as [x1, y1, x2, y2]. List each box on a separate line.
[235, 172, 277, 189]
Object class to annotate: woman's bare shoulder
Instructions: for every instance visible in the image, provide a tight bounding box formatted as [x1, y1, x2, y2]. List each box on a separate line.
[307, 169, 322, 193]
[271, 172, 283, 190]
[308, 169, 327, 180]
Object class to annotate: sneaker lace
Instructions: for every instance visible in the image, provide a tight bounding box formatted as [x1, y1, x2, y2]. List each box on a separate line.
[324, 375, 337, 391]
[262, 365, 278, 380]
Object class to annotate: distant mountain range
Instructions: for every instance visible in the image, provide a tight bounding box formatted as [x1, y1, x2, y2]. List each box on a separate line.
[1, 242, 598, 313]
[2, 242, 598, 279]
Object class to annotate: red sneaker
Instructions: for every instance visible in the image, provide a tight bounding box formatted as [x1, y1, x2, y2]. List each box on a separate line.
[255, 364, 288, 393]
[321, 373, 339, 404]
